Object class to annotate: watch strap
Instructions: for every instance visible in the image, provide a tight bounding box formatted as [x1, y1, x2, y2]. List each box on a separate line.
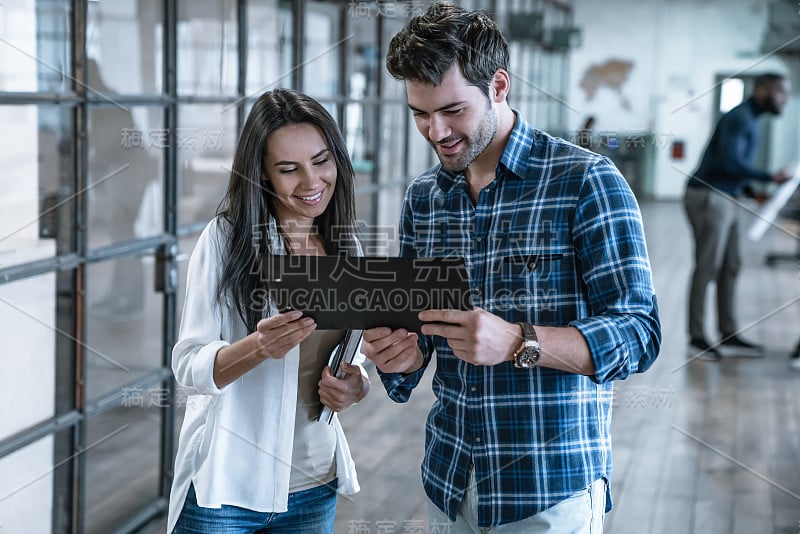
[520, 322, 538, 342]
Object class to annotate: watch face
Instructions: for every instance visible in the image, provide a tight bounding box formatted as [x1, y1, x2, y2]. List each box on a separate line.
[516, 347, 539, 368]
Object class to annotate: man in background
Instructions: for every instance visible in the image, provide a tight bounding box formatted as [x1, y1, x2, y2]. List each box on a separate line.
[684, 73, 791, 360]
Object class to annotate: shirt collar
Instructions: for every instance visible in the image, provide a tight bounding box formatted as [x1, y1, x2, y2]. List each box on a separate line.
[499, 110, 532, 180]
[265, 213, 287, 254]
[434, 109, 532, 192]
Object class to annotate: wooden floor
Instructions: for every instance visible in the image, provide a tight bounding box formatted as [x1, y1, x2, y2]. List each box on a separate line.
[138, 200, 800, 533]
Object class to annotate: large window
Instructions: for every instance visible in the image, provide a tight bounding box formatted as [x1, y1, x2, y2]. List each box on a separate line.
[0, 2, 573, 532]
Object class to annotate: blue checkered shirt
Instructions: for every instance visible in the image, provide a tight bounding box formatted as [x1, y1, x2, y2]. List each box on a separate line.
[378, 113, 661, 527]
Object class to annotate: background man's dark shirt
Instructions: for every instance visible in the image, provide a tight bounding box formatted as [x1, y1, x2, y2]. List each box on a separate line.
[688, 97, 771, 196]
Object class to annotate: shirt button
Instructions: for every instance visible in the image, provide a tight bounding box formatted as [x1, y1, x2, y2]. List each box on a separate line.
[470, 386, 477, 392]
[476, 236, 482, 242]
[475, 437, 482, 443]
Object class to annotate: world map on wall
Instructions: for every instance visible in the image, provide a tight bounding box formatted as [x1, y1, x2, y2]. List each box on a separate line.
[579, 59, 633, 110]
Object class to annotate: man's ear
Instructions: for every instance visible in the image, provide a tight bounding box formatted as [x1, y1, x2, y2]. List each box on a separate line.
[491, 69, 511, 103]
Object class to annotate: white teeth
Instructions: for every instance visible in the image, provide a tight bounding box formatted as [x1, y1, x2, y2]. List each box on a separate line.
[300, 191, 322, 201]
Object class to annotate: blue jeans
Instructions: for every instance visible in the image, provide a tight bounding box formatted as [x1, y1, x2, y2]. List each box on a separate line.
[173, 480, 338, 534]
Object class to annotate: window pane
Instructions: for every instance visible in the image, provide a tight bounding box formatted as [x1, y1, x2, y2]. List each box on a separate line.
[378, 104, 406, 185]
[178, 104, 237, 227]
[0, 0, 71, 92]
[178, 0, 238, 96]
[381, 16, 407, 101]
[346, 6, 377, 100]
[371, 102, 406, 253]
[85, 254, 164, 401]
[407, 112, 433, 178]
[354, 189, 373, 240]
[87, 105, 164, 248]
[720, 78, 745, 114]
[343, 9, 377, 177]
[303, 1, 341, 98]
[246, 0, 293, 94]
[85, 405, 162, 533]
[0, 430, 71, 533]
[0, 105, 73, 267]
[0, 273, 57, 439]
[0, 272, 72, 527]
[346, 101, 372, 172]
[86, 0, 163, 95]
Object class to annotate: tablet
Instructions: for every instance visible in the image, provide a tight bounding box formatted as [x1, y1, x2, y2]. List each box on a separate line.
[260, 255, 473, 332]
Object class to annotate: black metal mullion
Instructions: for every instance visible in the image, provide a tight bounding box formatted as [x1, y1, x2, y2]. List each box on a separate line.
[293, 0, 305, 90]
[337, 5, 348, 134]
[160, 0, 179, 508]
[71, 0, 89, 530]
[0, 411, 82, 470]
[0, 91, 79, 104]
[0, 253, 81, 285]
[112, 498, 170, 534]
[0, 365, 172, 462]
[237, 0, 247, 132]
[371, 12, 383, 230]
[83, 368, 175, 419]
[84, 234, 175, 263]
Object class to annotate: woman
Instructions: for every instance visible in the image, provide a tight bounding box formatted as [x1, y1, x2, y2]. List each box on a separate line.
[168, 89, 369, 533]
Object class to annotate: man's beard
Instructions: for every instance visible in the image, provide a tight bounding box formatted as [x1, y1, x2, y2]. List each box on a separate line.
[434, 104, 498, 173]
[764, 97, 784, 115]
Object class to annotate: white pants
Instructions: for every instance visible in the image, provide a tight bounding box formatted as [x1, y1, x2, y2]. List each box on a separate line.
[427, 468, 606, 534]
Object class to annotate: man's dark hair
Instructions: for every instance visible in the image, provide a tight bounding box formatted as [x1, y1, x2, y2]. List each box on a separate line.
[386, 1, 509, 98]
[754, 72, 785, 90]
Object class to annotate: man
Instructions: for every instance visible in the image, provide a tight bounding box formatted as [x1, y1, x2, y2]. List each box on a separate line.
[684, 73, 791, 359]
[361, 3, 661, 532]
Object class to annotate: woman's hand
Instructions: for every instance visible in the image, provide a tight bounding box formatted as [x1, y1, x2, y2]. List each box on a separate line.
[213, 310, 316, 388]
[254, 310, 317, 360]
[317, 362, 370, 413]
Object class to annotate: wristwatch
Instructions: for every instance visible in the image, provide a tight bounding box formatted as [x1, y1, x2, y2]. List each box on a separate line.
[512, 322, 541, 369]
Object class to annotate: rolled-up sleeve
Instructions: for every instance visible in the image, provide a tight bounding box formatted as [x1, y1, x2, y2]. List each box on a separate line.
[172, 219, 229, 395]
[569, 159, 661, 383]
[377, 342, 433, 403]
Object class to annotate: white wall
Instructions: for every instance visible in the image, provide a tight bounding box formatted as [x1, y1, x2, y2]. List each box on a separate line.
[569, 0, 795, 199]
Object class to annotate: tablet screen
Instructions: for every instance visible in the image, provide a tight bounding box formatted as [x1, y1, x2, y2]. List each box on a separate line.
[260, 255, 473, 332]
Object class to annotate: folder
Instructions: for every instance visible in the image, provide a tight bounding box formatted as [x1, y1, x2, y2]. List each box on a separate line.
[319, 329, 363, 425]
[747, 171, 800, 241]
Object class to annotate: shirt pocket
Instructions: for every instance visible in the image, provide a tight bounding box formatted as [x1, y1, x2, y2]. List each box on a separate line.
[499, 253, 564, 281]
[492, 252, 569, 318]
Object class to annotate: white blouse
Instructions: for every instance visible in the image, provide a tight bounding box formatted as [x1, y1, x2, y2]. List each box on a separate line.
[167, 217, 362, 533]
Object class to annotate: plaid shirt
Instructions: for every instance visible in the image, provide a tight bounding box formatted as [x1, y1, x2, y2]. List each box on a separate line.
[378, 113, 661, 527]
